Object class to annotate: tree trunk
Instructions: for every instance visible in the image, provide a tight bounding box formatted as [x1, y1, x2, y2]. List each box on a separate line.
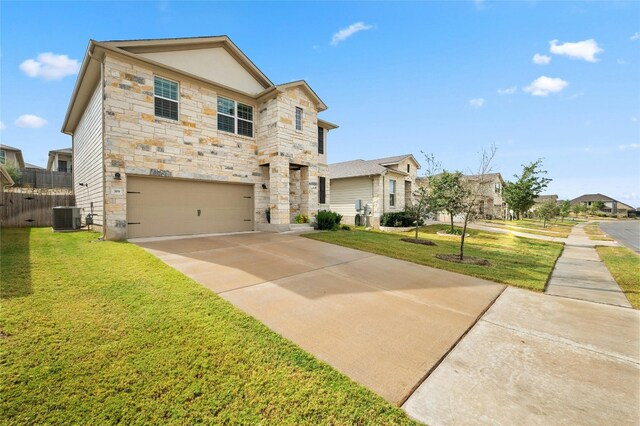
[460, 211, 470, 260]
[415, 223, 419, 241]
[450, 212, 455, 233]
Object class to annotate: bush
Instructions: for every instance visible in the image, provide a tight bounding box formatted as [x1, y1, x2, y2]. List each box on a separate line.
[316, 210, 342, 230]
[293, 214, 309, 224]
[380, 211, 419, 227]
[341, 225, 351, 231]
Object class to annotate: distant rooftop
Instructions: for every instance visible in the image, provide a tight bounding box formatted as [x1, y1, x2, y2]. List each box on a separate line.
[329, 154, 418, 179]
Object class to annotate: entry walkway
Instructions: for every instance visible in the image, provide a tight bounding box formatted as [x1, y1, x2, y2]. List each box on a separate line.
[546, 223, 630, 307]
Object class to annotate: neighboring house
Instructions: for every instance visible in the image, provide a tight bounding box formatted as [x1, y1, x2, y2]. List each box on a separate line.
[570, 193, 636, 217]
[534, 194, 559, 204]
[329, 154, 420, 226]
[463, 172, 506, 219]
[25, 163, 45, 170]
[62, 36, 337, 240]
[47, 148, 73, 172]
[0, 144, 25, 169]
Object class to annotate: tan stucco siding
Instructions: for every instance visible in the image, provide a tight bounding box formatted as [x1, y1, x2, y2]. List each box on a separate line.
[139, 48, 266, 95]
[330, 177, 374, 222]
[73, 83, 104, 227]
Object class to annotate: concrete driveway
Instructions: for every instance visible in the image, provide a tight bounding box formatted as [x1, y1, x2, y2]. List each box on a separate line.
[135, 232, 505, 405]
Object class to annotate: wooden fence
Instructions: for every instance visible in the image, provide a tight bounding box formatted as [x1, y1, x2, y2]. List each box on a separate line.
[1, 187, 75, 227]
[17, 169, 73, 189]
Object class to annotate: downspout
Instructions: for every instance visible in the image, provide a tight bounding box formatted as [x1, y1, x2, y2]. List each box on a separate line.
[88, 49, 107, 240]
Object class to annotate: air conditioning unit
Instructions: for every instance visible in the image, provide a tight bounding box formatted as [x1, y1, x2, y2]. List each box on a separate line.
[52, 207, 81, 230]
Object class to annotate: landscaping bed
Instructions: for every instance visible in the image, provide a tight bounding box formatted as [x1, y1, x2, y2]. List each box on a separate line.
[306, 224, 563, 291]
[0, 228, 417, 424]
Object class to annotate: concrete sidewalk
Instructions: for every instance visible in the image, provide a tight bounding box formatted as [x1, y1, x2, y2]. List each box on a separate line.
[403, 287, 640, 425]
[546, 223, 630, 307]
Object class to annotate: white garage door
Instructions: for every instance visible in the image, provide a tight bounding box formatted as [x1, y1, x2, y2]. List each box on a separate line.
[126, 176, 254, 238]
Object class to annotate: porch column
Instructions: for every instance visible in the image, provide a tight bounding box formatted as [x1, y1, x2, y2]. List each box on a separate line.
[269, 156, 290, 226]
[300, 166, 310, 217]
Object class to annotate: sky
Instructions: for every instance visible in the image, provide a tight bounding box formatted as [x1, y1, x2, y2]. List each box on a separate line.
[1, 1, 639, 206]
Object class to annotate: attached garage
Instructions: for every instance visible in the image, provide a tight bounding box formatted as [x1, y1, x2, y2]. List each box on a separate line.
[126, 176, 254, 239]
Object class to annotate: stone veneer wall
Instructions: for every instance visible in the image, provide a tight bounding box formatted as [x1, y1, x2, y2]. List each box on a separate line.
[101, 53, 329, 239]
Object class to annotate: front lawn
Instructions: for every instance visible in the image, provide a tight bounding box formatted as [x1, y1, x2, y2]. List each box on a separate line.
[483, 218, 575, 238]
[597, 246, 640, 309]
[0, 228, 417, 425]
[305, 225, 564, 292]
[584, 222, 615, 241]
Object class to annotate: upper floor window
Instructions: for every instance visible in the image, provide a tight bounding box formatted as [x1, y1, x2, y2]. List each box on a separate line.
[407, 164, 410, 173]
[217, 96, 253, 137]
[58, 160, 68, 173]
[389, 179, 396, 207]
[495, 183, 501, 194]
[318, 127, 324, 154]
[154, 76, 179, 120]
[0, 150, 5, 164]
[295, 107, 303, 131]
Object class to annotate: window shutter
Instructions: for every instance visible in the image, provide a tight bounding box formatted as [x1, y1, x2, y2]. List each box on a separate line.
[319, 177, 326, 204]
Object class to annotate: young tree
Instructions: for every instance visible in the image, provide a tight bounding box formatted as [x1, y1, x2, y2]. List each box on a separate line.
[458, 144, 497, 260]
[428, 170, 467, 233]
[502, 160, 552, 219]
[558, 200, 571, 222]
[590, 201, 605, 215]
[536, 200, 559, 228]
[571, 203, 582, 219]
[405, 153, 440, 241]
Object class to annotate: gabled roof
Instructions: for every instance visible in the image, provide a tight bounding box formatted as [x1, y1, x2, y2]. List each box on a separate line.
[48, 148, 73, 155]
[464, 172, 503, 182]
[329, 154, 419, 179]
[0, 144, 25, 169]
[570, 193, 634, 210]
[0, 144, 22, 152]
[534, 194, 559, 203]
[62, 35, 336, 135]
[25, 162, 45, 170]
[274, 80, 327, 112]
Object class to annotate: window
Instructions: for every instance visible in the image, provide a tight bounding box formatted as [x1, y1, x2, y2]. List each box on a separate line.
[154, 76, 179, 120]
[295, 107, 303, 131]
[407, 164, 410, 173]
[319, 176, 326, 204]
[318, 127, 324, 154]
[58, 160, 68, 173]
[0, 150, 5, 164]
[217, 96, 253, 137]
[495, 182, 501, 194]
[389, 179, 396, 207]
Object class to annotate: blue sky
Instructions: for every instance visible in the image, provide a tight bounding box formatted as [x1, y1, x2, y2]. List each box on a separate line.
[1, 1, 639, 206]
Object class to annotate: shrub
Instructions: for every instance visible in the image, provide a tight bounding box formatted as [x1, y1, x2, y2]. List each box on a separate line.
[293, 214, 309, 224]
[316, 210, 342, 230]
[380, 211, 420, 227]
[341, 225, 351, 231]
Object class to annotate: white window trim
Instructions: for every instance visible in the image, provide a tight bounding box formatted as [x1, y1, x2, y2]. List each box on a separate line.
[0, 150, 5, 164]
[154, 75, 180, 121]
[218, 96, 254, 137]
[295, 107, 303, 131]
[389, 179, 396, 207]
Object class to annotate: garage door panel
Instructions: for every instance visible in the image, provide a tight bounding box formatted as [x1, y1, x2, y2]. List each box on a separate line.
[127, 176, 254, 238]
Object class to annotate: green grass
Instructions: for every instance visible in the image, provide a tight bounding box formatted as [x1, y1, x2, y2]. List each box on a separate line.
[597, 246, 640, 309]
[0, 228, 417, 425]
[305, 225, 564, 292]
[584, 222, 615, 241]
[484, 218, 575, 237]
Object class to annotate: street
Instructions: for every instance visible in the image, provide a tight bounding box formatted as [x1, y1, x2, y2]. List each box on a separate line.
[600, 221, 640, 252]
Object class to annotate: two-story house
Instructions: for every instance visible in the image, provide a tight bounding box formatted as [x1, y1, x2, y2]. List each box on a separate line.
[463, 172, 506, 219]
[0, 144, 25, 169]
[329, 154, 421, 226]
[47, 148, 73, 172]
[62, 36, 337, 240]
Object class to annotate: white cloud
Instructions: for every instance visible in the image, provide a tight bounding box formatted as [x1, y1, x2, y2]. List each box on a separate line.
[631, 32, 640, 41]
[19, 53, 80, 80]
[15, 114, 47, 128]
[0, 121, 5, 131]
[549, 39, 603, 62]
[532, 53, 551, 65]
[469, 98, 485, 108]
[617, 59, 627, 65]
[523, 76, 569, 96]
[632, 117, 638, 122]
[497, 86, 518, 95]
[619, 143, 640, 150]
[330, 22, 373, 46]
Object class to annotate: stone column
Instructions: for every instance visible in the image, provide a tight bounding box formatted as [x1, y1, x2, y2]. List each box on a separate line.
[269, 156, 290, 229]
[300, 166, 310, 217]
